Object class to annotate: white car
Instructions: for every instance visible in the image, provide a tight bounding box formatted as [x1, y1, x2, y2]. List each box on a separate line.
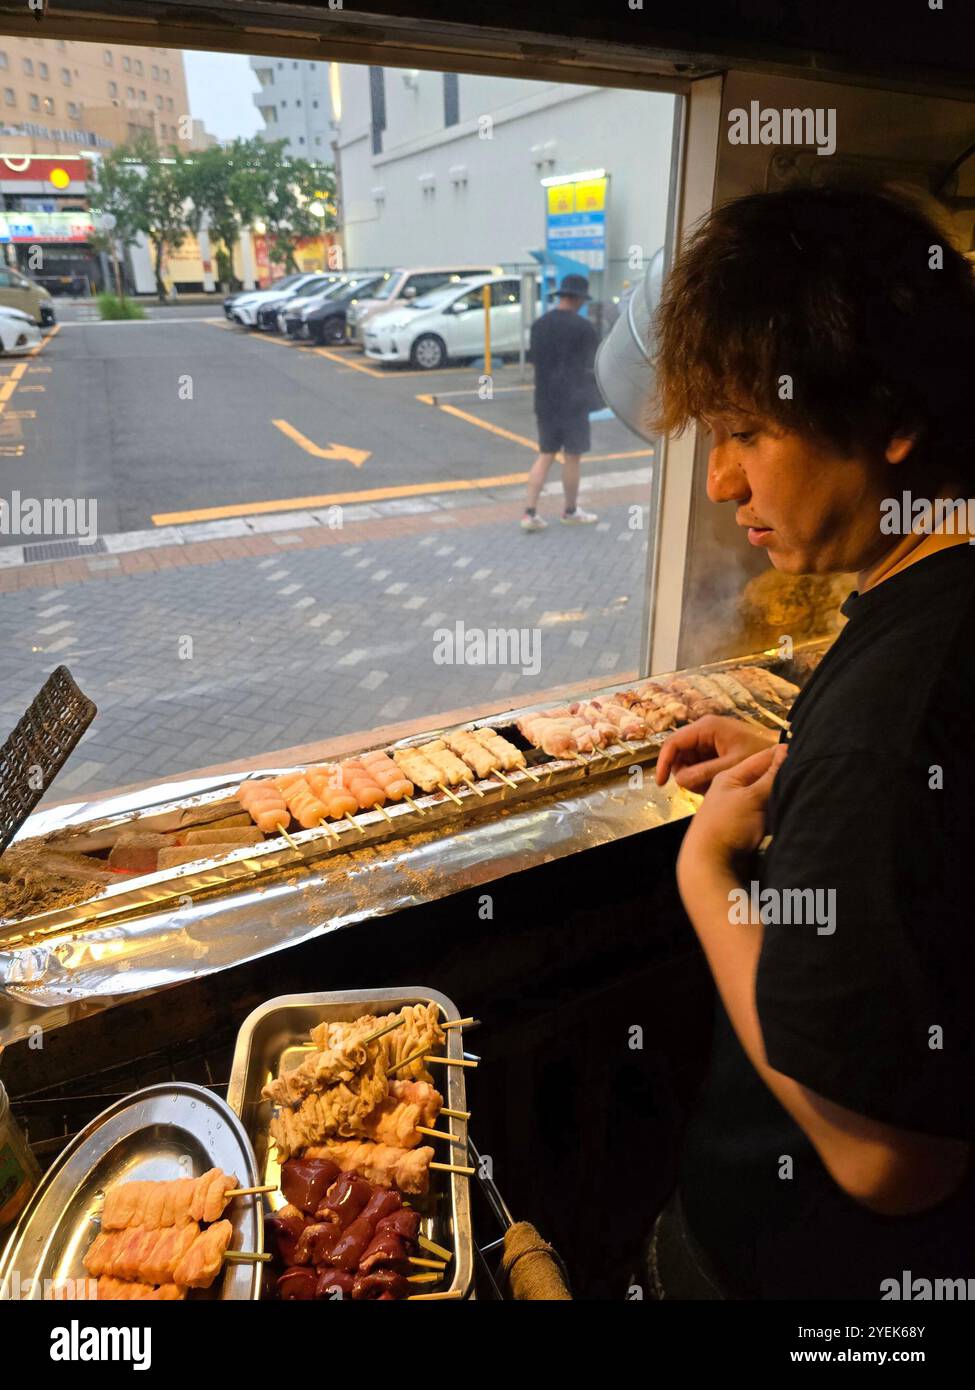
[231, 273, 324, 328]
[364, 275, 536, 369]
[0, 307, 42, 355]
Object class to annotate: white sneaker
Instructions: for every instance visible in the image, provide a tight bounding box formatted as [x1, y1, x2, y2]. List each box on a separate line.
[521, 512, 548, 533]
[561, 507, 598, 525]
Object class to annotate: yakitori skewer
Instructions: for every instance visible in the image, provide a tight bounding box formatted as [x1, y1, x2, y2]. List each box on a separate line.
[437, 782, 463, 806]
[408, 1288, 464, 1300]
[359, 1016, 406, 1047]
[419, 1234, 453, 1262]
[440, 1107, 471, 1121]
[225, 1184, 275, 1198]
[425, 1054, 478, 1070]
[407, 1271, 443, 1285]
[410, 1256, 447, 1270]
[224, 1250, 272, 1265]
[416, 1126, 466, 1148]
[442, 1017, 476, 1030]
[430, 1161, 475, 1177]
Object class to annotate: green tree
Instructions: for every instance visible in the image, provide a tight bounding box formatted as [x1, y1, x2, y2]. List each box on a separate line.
[88, 146, 145, 294]
[242, 139, 336, 272]
[128, 135, 191, 301]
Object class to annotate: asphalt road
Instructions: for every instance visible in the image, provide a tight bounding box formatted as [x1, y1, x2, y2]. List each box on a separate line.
[0, 301, 650, 544]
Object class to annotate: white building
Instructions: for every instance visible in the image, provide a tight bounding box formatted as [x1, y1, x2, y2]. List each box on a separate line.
[250, 56, 333, 158]
[330, 65, 675, 300]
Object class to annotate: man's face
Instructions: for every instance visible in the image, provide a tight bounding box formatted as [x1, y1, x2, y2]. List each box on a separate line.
[703, 414, 896, 575]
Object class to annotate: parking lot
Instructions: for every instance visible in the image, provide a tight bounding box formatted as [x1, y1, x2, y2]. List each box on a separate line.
[0, 302, 655, 796]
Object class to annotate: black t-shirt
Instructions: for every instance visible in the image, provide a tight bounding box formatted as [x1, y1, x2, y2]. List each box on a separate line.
[529, 308, 598, 417]
[679, 543, 975, 1299]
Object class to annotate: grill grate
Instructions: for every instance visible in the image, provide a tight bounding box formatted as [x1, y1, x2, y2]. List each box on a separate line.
[0, 665, 97, 854]
[22, 537, 107, 563]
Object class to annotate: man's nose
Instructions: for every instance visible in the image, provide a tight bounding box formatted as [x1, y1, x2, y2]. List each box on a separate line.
[706, 445, 748, 505]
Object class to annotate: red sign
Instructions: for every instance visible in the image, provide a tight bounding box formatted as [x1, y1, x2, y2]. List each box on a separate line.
[0, 155, 90, 187]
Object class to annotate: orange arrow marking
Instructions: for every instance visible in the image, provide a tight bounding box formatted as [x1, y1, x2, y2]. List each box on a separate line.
[272, 418, 370, 468]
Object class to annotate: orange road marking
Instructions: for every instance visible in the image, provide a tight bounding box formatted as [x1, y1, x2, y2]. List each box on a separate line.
[272, 418, 370, 468]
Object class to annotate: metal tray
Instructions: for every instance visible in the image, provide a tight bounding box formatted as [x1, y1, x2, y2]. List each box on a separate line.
[227, 987, 473, 1301]
[0, 1082, 262, 1301]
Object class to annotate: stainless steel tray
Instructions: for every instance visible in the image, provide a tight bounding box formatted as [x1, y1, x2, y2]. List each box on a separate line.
[0, 1082, 262, 1301]
[227, 987, 473, 1301]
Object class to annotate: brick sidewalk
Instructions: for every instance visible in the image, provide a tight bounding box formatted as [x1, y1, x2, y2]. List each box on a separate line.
[0, 478, 652, 797]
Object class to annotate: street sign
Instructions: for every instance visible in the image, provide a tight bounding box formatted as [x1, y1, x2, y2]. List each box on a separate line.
[544, 174, 608, 271]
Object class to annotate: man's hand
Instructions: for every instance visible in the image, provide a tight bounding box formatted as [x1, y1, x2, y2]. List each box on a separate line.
[655, 715, 780, 792]
[677, 743, 788, 887]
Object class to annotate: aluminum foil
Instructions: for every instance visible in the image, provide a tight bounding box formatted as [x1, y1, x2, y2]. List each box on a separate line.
[0, 769, 700, 1047]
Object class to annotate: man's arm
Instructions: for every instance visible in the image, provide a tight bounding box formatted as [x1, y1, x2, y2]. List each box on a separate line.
[676, 750, 972, 1216]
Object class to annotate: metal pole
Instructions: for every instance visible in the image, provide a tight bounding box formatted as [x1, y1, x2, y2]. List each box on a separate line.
[482, 283, 491, 376]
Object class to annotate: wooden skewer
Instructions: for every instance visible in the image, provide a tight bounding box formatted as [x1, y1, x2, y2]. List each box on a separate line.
[410, 1255, 447, 1270]
[440, 1107, 471, 1121]
[407, 1271, 442, 1284]
[430, 1161, 475, 1177]
[360, 1016, 406, 1047]
[493, 770, 517, 788]
[317, 818, 339, 842]
[374, 802, 394, 823]
[404, 795, 426, 815]
[437, 782, 463, 806]
[224, 1250, 273, 1264]
[417, 1125, 466, 1148]
[408, 1288, 463, 1299]
[462, 776, 485, 797]
[344, 813, 366, 835]
[426, 1055, 478, 1069]
[386, 1044, 429, 1076]
[442, 1017, 476, 1030]
[419, 1234, 453, 1262]
[226, 1184, 276, 1198]
[521, 767, 541, 782]
[276, 824, 300, 851]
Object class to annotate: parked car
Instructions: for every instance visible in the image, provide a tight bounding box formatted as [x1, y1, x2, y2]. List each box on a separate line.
[254, 274, 341, 331]
[0, 306, 42, 355]
[272, 274, 356, 333]
[346, 264, 502, 346]
[363, 274, 538, 370]
[285, 273, 388, 344]
[223, 273, 306, 320]
[0, 265, 55, 328]
[230, 273, 325, 327]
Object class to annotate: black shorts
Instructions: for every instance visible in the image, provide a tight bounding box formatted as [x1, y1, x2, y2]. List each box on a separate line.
[536, 407, 591, 456]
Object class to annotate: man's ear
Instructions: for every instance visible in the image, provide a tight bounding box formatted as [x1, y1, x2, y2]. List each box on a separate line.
[885, 433, 918, 465]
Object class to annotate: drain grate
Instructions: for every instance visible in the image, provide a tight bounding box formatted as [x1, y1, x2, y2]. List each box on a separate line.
[22, 536, 107, 563]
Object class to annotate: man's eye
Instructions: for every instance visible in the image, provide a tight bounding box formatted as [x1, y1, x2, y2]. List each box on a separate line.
[731, 431, 755, 443]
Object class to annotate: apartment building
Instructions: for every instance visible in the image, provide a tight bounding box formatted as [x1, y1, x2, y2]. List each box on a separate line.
[0, 36, 191, 155]
[250, 56, 333, 159]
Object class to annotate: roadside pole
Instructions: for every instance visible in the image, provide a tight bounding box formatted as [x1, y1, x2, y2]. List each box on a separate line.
[482, 283, 492, 376]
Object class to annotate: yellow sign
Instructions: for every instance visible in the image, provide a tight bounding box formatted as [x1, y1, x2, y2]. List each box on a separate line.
[49, 167, 71, 190]
[574, 177, 607, 212]
[546, 185, 575, 216]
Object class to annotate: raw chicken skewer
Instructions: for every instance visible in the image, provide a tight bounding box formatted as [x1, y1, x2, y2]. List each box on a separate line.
[97, 1277, 185, 1301]
[101, 1167, 245, 1230]
[83, 1219, 256, 1289]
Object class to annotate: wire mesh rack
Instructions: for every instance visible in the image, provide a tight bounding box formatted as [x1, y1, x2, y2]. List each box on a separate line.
[7, 1027, 515, 1299]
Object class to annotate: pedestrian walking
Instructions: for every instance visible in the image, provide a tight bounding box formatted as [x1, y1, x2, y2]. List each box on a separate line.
[521, 273, 600, 532]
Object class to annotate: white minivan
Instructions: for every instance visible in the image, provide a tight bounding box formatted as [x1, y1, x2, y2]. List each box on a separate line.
[346, 264, 501, 346]
[364, 275, 538, 370]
